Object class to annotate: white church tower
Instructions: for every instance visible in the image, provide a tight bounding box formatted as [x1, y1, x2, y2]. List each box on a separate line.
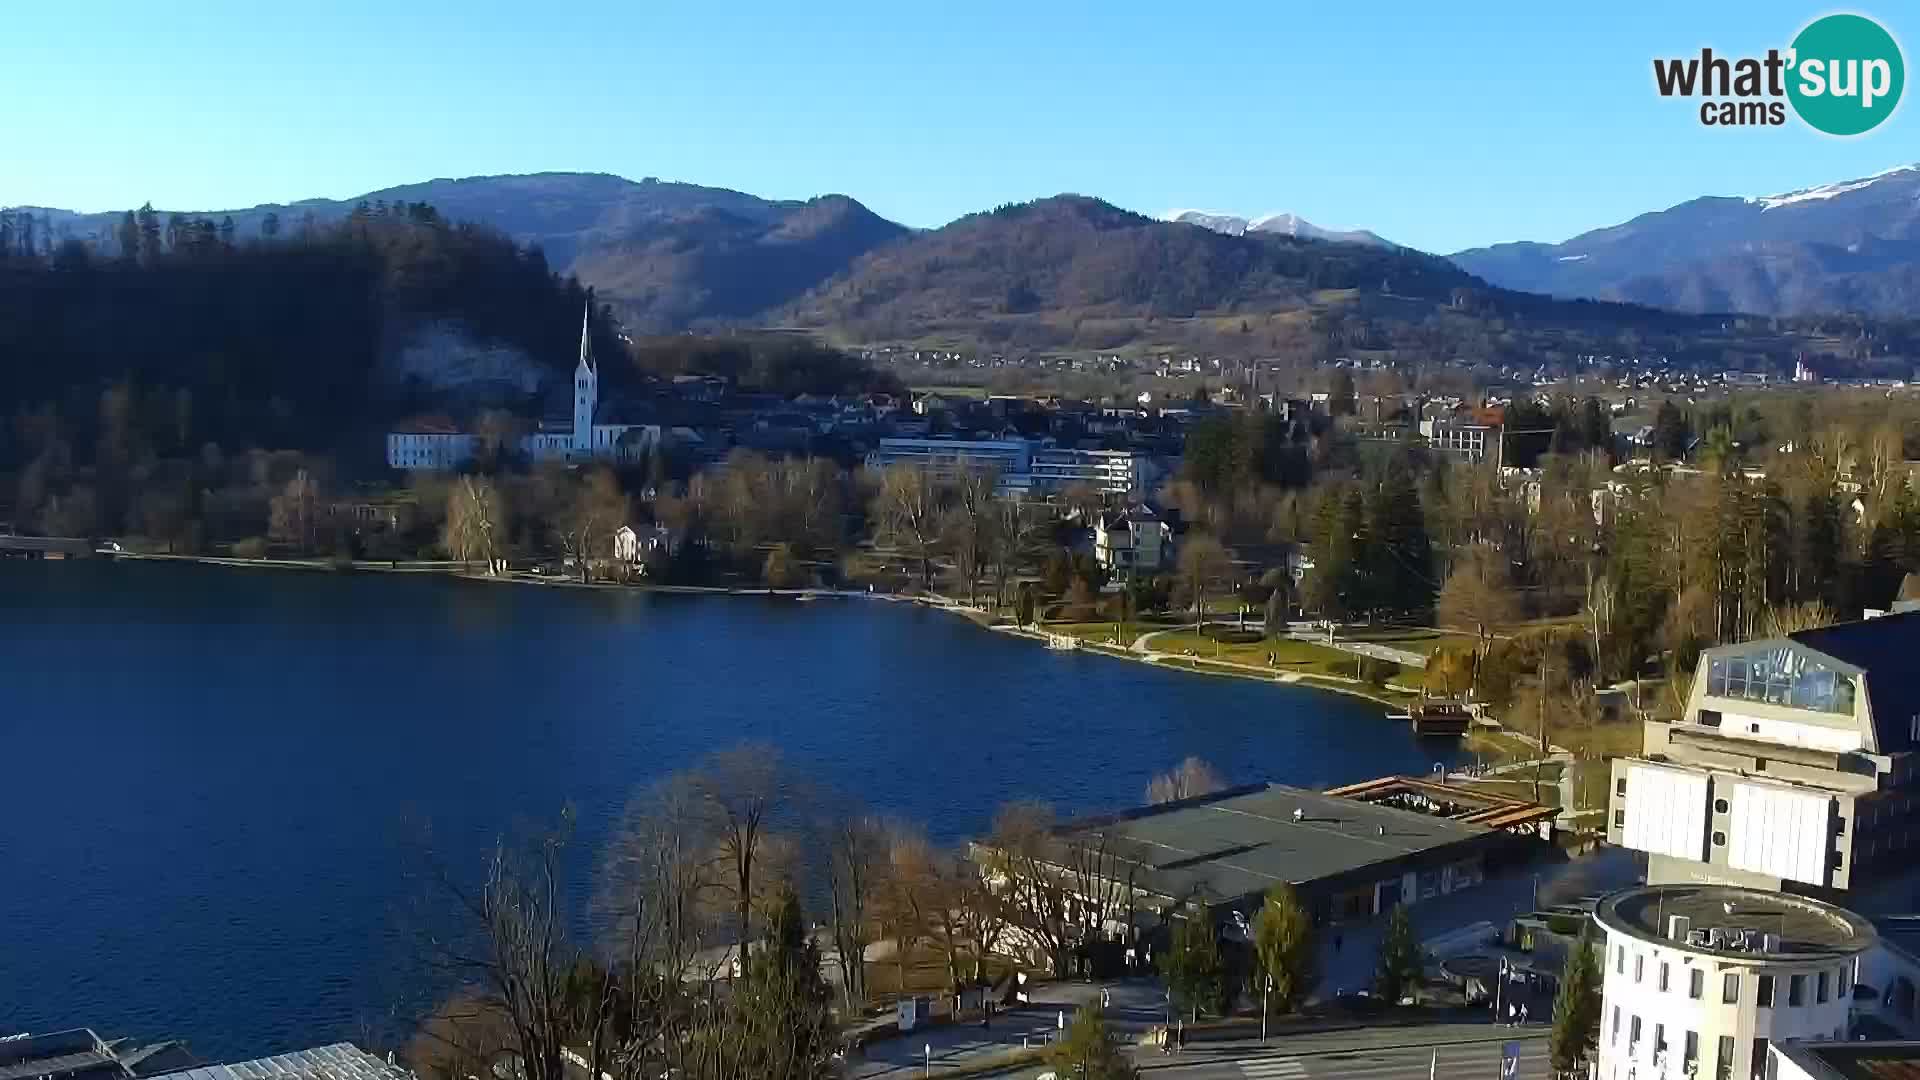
[572, 301, 597, 456]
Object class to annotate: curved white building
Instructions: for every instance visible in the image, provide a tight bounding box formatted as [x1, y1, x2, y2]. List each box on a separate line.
[1594, 885, 1874, 1080]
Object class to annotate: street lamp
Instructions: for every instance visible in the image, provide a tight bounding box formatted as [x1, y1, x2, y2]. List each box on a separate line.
[1262, 974, 1273, 1044]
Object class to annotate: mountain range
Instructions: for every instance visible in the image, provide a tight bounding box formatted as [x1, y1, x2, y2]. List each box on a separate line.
[1449, 164, 1920, 317]
[12, 162, 1920, 344]
[1163, 209, 1396, 248]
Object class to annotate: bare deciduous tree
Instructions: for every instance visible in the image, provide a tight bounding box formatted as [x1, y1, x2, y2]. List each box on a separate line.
[873, 464, 944, 591]
[1145, 756, 1227, 804]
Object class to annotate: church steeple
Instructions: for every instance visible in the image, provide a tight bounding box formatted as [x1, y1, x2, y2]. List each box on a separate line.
[572, 299, 596, 454]
[576, 299, 595, 375]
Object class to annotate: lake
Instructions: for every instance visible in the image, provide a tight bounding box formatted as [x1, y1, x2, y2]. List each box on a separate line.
[0, 560, 1465, 1058]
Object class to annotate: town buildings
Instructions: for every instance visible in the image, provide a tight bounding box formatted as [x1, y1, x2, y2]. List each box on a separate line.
[1592, 884, 1874, 1080]
[386, 306, 659, 471]
[864, 437, 1159, 497]
[1606, 611, 1920, 910]
[1091, 504, 1173, 576]
[980, 780, 1552, 939]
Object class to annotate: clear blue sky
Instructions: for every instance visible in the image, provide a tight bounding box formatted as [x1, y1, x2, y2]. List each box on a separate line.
[3, 1, 1913, 253]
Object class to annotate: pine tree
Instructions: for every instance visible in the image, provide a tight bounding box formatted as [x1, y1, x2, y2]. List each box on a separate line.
[1363, 461, 1434, 618]
[1373, 904, 1422, 1005]
[1549, 925, 1603, 1076]
[734, 883, 834, 1080]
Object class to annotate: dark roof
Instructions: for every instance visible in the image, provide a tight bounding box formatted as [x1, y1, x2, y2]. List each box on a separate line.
[1790, 611, 1920, 753]
[1774, 1041, 1920, 1080]
[1043, 782, 1495, 907]
[0, 1032, 193, 1080]
[1596, 885, 1875, 960]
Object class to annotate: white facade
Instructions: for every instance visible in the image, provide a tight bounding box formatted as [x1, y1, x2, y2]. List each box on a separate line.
[386, 305, 659, 471]
[865, 438, 1157, 498]
[1594, 886, 1873, 1080]
[1092, 507, 1171, 576]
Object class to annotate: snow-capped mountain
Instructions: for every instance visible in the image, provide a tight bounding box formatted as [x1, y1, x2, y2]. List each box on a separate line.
[1165, 209, 1397, 249]
[1449, 163, 1920, 317]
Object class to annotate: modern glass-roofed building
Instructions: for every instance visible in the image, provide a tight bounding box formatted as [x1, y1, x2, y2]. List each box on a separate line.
[1608, 612, 1920, 908]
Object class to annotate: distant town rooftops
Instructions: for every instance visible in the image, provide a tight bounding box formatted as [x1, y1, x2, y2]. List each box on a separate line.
[1596, 885, 1875, 959]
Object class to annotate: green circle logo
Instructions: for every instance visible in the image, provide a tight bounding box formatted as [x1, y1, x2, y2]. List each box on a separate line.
[1787, 14, 1905, 135]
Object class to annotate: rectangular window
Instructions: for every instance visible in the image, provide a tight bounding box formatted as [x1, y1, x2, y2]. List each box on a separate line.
[1630, 1015, 1643, 1051]
[1659, 963, 1671, 992]
[1790, 973, 1806, 1006]
[1617, 777, 1628, 796]
[1636, 954, 1645, 983]
[1654, 1023, 1667, 1058]
[1818, 970, 1830, 1003]
[1615, 809, 1626, 828]
[1758, 974, 1775, 1007]
[1683, 1030, 1700, 1069]
[1724, 972, 1739, 1003]
[1840, 965, 1852, 997]
[1717, 1035, 1736, 1080]
[1690, 968, 1704, 999]
[1753, 1039, 1770, 1077]
[1616, 946, 1625, 974]
[1612, 1005, 1621, 1044]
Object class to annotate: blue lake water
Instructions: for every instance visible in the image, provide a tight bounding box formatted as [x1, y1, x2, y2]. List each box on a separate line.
[0, 560, 1465, 1058]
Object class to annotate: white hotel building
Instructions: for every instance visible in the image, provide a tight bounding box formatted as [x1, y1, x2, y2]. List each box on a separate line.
[1594, 885, 1874, 1080]
[1608, 611, 1920, 910]
[863, 437, 1160, 498]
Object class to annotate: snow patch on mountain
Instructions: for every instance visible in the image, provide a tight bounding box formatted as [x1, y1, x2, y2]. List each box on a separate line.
[1164, 208, 1395, 248]
[1747, 163, 1918, 211]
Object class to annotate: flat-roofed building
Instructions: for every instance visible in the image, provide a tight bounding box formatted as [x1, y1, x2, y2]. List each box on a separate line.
[1594, 884, 1875, 1080]
[1772, 1039, 1920, 1080]
[1607, 612, 1920, 908]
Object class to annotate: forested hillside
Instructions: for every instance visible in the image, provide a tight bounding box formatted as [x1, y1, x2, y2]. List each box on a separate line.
[0, 200, 612, 537]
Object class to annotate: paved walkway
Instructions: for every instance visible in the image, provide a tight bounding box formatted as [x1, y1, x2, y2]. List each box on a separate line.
[846, 981, 1163, 1078]
[1281, 631, 1428, 670]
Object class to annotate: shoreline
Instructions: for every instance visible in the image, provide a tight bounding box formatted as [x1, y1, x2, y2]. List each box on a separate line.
[96, 550, 1431, 718]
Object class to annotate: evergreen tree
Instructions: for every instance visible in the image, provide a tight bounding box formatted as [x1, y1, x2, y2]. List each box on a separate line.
[1548, 926, 1603, 1076]
[1579, 397, 1612, 457]
[1304, 484, 1364, 620]
[1373, 904, 1422, 1005]
[1363, 461, 1434, 618]
[1651, 400, 1691, 461]
[1161, 913, 1225, 1022]
[734, 883, 834, 1080]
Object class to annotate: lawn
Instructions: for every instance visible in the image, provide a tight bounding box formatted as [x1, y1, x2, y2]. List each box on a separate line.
[1148, 631, 1402, 682]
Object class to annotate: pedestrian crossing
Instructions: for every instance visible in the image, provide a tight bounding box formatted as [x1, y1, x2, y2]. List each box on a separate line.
[1239, 1059, 1307, 1079]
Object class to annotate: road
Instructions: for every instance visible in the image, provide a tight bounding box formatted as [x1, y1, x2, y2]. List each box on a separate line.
[1138, 1034, 1549, 1079]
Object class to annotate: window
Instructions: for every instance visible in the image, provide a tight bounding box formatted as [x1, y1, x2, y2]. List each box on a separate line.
[1758, 974, 1775, 1007]
[1818, 971, 1830, 1003]
[1630, 1015, 1643, 1052]
[1717, 1035, 1736, 1080]
[1690, 968, 1705, 999]
[1713, 830, 1728, 846]
[1724, 972, 1740, 1004]
[1617, 946, 1626, 975]
[1715, 798, 1730, 813]
[1684, 1031, 1700, 1073]
[1659, 962, 1671, 992]
[1840, 966, 1851, 997]
[1790, 973, 1806, 1006]
[1615, 809, 1626, 828]
[1838, 817, 1848, 836]
[1612, 1005, 1621, 1044]
[1832, 850, 1845, 870]
[1654, 1024, 1667, 1061]
[1636, 954, 1646, 983]
[1617, 777, 1628, 796]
